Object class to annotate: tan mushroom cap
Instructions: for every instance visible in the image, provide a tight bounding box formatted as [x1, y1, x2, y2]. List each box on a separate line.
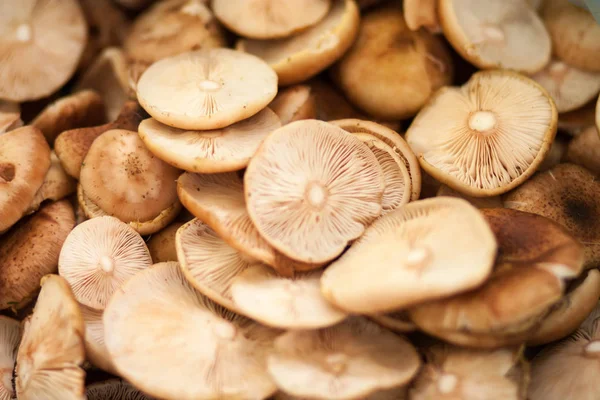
[267, 317, 420, 400]
[27, 152, 77, 214]
[0, 101, 22, 134]
[0, 0, 87, 102]
[406, 70, 557, 197]
[558, 98, 597, 136]
[147, 221, 184, 263]
[230, 264, 348, 329]
[404, 0, 441, 33]
[439, 0, 551, 73]
[504, 163, 600, 269]
[0, 200, 75, 310]
[59, 216, 152, 310]
[86, 380, 153, 400]
[104, 262, 279, 400]
[436, 185, 503, 209]
[369, 311, 417, 334]
[16, 275, 86, 400]
[333, 4, 452, 120]
[137, 48, 278, 130]
[330, 118, 421, 201]
[0, 126, 51, 233]
[321, 197, 496, 314]
[245, 119, 385, 264]
[565, 126, 600, 175]
[138, 108, 281, 173]
[237, 0, 360, 86]
[79, 304, 116, 374]
[0, 317, 21, 400]
[269, 85, 317, 125]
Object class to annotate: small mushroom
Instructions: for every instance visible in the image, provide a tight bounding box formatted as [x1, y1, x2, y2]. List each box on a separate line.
[565, 126, 600, 174]
[85, 380, 154, 400]
[436, 185, 503, 209]
[403, 0, 441, 33]
[369, 311, 417, 334]
[26, 151, 77, 215]
[147, 221, 184, 263]
[0, 317, 21, 400]
[0, 101, 22, 134]
[79, 304, 116, 374]
[269, 85, 317, 124]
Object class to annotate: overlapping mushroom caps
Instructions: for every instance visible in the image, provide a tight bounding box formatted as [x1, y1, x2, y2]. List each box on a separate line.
[0, 317, 21, 400]
[147, 221, 184, 263]
[369, 311, 417, 334]
[406, 70, 557, 197]
[86, 380, 154, 400]
[269, 85, 317, 125]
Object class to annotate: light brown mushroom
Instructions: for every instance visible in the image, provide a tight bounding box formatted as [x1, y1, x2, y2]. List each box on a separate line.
[0, 101, 22, 134]
[269, 85, 317, 124]
[86, 380, 153, 400]
[403, 0, 441, 33]
[26, 151, 77, 215]
[147, 221, 184, 263]
[565, 126, 600, 174]
[436, 185, 502, 209]
[0, 317, 21, 400]
[406, 70, 558, 197]
[79, 304, 116, 374]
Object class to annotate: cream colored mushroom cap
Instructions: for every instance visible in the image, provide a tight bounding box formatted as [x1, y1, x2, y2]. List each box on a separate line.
[85, 380, 153, 400]
[0, 317, 21, 400]
[436, 185, 502, 209]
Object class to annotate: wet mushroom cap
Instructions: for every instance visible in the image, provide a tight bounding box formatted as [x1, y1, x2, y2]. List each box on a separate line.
[0, 101, 22, 133]
[85, 380, 153, 400]
[269, 85, 317, 125]
[80, 304, 116, 374]
[0, 317, 21, 400]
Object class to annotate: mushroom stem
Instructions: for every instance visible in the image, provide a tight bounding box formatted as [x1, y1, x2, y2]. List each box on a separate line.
[15, 24, 32, 42]
[213, 321, 237, 340]
[437, 373, 458, 394]
[324, 353, 348, 375]
[468, 111, 497, 133]
[583, 340, 600, 357]
[99, 256, 116, 274]
[405, 246, 431, 269]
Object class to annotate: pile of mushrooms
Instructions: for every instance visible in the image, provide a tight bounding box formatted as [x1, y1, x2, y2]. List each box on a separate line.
[1, 0, 600, 399]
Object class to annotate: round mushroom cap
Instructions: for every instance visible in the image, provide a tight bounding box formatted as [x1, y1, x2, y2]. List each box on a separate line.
[138, 108, 281, 173]
[438, 0, 551, 73]
[79, 304, 116, 374]
[245, 119, 385, 264]
[406, 70, 557, 197]
[136, 49, 278, 130]
[237, 0, 360, 86]
[59, 216, 153, 310]
[0, 317, 21, 400]
[79, 129, 181, 224]
[86, 380, 154, 400]
[213, 0, 331, 39]
[403, 0, 441, 33]
[0, 0, 87, 101]
[333, 4, 452, 120]
[16, 275, 86, 400]
[27, 151, 77, 214]
[369, 311, 417, 334]
[565, 126, 600, 175]
[103, 262, 279, 400]
[269, 85, 317, 125]
[436, 185, 502, 209]
[504, 163, 600, 269]
[0, 126, 51, 233]
[267, 317, 420, 400]
[147, 221, 184, 263]
[321, 197, 496, 314]
[0, 101, 22, 134]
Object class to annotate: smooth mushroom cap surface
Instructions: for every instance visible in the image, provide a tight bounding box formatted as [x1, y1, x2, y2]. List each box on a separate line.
[0, 101, 22, 134]
[436, 185, 502, 209]
[565, 126, 600, 175]
[269, 85, 317, 125]
[136, 48, 278, 130]
[0, 317, 21, 400]
[79, 304, 116, 374]
[85, 380, 154, 400]
[403, 0, 441, 33]
[406, 70, 557, 197]
[147, 221, 184, 263]
[27, 151, 77, 214]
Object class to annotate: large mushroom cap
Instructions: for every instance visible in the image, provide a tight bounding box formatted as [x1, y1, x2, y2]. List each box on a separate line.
[79, 305, 115, 374]
[0, 101, 22, 134]
[138, 108, 281, 173]
[406, 70, 557, 197]
[321, 197, 497, 314]
[16, 275, 86, 400]
[136, 48, 278, 130]
[104, 262, 279, 400]
[85, 380, 154, 400]
[0, 317, 21, 400]
[267, 317, 420, 399]
[439, 0, 551, 73]
[245, 119, 385, 264]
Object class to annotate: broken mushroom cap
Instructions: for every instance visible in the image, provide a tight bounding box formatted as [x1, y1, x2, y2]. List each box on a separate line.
[79, 304, 116, 374]
[0, 317, 21, 400]
[0, 101, 22, 134]
[406, 70, 558, 197]
[26, 151, 77, 214]
[436, 185, 503, 209]
[439, 0, 551, 73]
[404, 0, 441, 33]
[58, 216, 153, 310]
[136, 48, 278, 130]
[103, 261, 279, 400]
[138, 108, 281, 173]
[321, 197, 497, 314]
[565, 126, 600, 175]
[86, 380, 153, 400]
[147, 221, 184, 263]
[267, 317, 420, 399]
[245, 119, 385, 264]
[269, 85, 317, 125]
[16, 275, 86, 400]
[237, 0, 360, 86]
[369, 311, 417, 334]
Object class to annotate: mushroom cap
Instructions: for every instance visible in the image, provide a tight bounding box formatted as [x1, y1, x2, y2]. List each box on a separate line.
[438, 0, 551, 73]
[406, 70, 557, 197]
[0, 200, 75, 310]
[213, 0, 331, 39]
[565, 126, 600, 175]
[79, 129, 181, 224]
[0, 101, 22, 134]
[230, 264, 348, 329]
[59, 216, 153, 310]
[436, 185, 503, 209]
[330, 118, 421, 201]
[0, 317, 21, 400]
[245, 119, 385, 264]
[237, 0, 360, 86]
[0, 0, 87, 101]
[403, 0, 441, 33]
[16, 275, 86, 400]
[85, 380, 153, 400]
[0, 126, 51, 233]
[409, 208, 584, 346]
[332, 4, 452, 120]
[27, 151, 77, 214]
[103, 262, 279, 400]
[530, 60, 600, 113]
[138, 108, 281, 173]
[369, 311, 417, 334]
[136, 48, 278, 130]
[147, 221, 184, 263]
[269, 85, 317, 125]
[79, 304, 116, 374]
[267, 317, 420, 400]
[321, 197, 496, 314]
[504, 163, 600, 269]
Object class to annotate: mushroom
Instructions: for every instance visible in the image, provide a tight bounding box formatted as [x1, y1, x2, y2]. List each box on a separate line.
[0, 200, 75, 310]
[403, 0, 441, 33]
[0, 101, 22, 134]
[213, 0, 331, 39]
[406, 70, 558, 197]
[147, 221, 184, 263]
[504, 163, 600, 269]
[438, 0, 551, 74]
[79, 304, 116, 374]
[136, 48, 278, 130]
[565, 126, 600, 174]
[237, 0, 360, 86]
[436, 185, 503, 209]
[79, 129, 182, 234]
[15, 275, 86, 400]
[269, 85, 317, 124]
[103, 262, 279, 400]
[321, 197, 497, 314]
[0, 317, 21, 400]
[0, 126, 51, 233]
[58, 216, 153, 310]
[267, 317, 420, 399]
[138, 108, 281, 173]
[369, 311, 417, 334]
[26, 151, 77, 214]
[86, 380, 154, 400]
[332, 3, 452, 120]
[245, 119, 385, 264]
[0, 0, 88, 101]
[558, 98, 597, 136]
